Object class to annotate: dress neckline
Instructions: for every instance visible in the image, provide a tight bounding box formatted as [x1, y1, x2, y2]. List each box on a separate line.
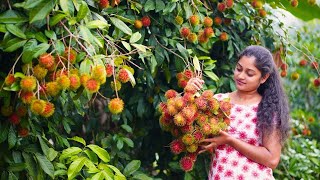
[226, 92, 260, 107]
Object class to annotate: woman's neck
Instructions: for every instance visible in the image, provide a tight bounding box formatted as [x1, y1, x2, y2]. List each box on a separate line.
[231, 90, 261, 105]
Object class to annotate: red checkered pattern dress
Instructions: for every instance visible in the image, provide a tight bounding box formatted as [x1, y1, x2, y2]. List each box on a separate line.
[208, 93, 274, 180]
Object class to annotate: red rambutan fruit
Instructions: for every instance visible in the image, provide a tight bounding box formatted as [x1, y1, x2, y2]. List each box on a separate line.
[18, 127, 29, 137]
[117, 68, 130, 83]
[180, 27, 191, 38]
[189, 15, 200, 26]
[141, 16, 151, 27]
[217, 2, 226, 12]
[40, 101, 55, 118]
[195, 97, 207, 111]
[30, 99, 46, 115]
[99, 0, 109, 8]
[16, 105, 27, 117]
[173, 113, 186, 126]
[69, 74, 81, 91]
[204, 27, 214, 38]
[105, 64, 114, 77]
[180, 156, 194, 172]
[219, 32, 228, 41]
[299, 59, 308, 66]
[39, 53, 55, 69]
[203, 17, 213, 27]
[213, 17, 222, 26]
[311, 61, 318, 69]
[9, 113, 20, 125]
[170, 139, 185, 155]
[85, 78, 100, 93]
[165, 89, 178, 99]
[20, 91, 36, 104]
[5, 74, 15, 86]
[184, 84, 198, 94]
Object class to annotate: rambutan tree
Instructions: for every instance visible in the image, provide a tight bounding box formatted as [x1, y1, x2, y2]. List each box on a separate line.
[0, 0, 319, 179]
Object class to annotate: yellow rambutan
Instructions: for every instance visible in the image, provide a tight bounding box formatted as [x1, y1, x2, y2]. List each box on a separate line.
[108, 98, 124, 114]
[20, 76, 37, 91]
[30, 99, 46, 115]
[40, 101, 55, 118]
[46, 81, 61, 97]
[182, 133, 195, 145]
[173, 113, 186, 126]
[186, 144, 198, 153]
[33, 64, 48, 80]
[69, 74, 81, 91]
[56, 75, 70, 90]
[91, 64, 107, 84]
[80, 73, 90, 87]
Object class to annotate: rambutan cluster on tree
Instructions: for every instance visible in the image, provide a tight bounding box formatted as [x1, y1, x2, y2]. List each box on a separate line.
[0, 0, 319, 179]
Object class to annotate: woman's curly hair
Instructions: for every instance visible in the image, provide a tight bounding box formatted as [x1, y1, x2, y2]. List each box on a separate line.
[238, 45, 290, 145]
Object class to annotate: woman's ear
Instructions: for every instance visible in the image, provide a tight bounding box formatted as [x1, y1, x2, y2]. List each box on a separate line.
[260, 73, 270, 84]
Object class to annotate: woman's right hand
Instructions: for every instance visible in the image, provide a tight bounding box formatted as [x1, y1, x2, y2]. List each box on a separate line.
[187, 77, 204, 91]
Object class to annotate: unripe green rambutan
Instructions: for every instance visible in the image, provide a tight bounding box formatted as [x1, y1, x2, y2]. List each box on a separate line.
[5, 74, 15, 86]
[20, 76, 37, 91]
[105, 64, 114, 77]
[108, 98, 124, 114]
[70, 68, 79, 75]
[39, 53, 55, 69]
[69, 74, 81, 91]
[33, 64, 48, 80]
[56, 75, 70, 90]
[63, 47, 77, 64]
[189, 15, 199, 26]
[174, 113, 186, 126]
[165, 89, 178, 99]
[1, 105, 13, 117]
[40, 101, 55, 118]
[187, 33, 198, 43]
[20, 91, 36, 104]
[186, 144, 198, 153]
[111, 79, 122, 91]
[175, 15, 184, 25]
[179, 156, 194, 172]
[30, 99, 46, 115]
[203, 17, 213, 27]
[182, 133, 195, 145]
[170, 139, 185, 155]
[117, 68, 130, 83]
[85, 78, 100, 93]
[211, 124, 221, 135]
[46, 81, 61, 97]
[91, 65, 107, 84]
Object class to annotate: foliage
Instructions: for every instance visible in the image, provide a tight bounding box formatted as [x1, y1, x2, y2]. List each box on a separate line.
[0, 0, 319, 179]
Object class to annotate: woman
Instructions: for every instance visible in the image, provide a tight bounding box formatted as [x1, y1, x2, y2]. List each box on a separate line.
[188, 45, 290, 179]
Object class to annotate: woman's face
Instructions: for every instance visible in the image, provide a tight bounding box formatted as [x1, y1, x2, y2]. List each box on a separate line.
[233, 55, 268, 92]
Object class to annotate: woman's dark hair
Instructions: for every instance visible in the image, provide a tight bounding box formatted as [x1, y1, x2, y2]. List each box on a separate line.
[238, 45, 290, 145]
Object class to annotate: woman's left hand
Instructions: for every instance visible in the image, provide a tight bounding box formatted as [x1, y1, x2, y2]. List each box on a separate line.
[199, 130, 232, 154]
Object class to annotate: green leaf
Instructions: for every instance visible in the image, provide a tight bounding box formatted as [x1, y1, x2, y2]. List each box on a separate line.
[132, 43, 148, 53]
[204, 70, 219, 81]
[68, 136, 86, 146]
[83, 150, 98, 163]
[193, 56, 201, 71]
[49, 13, 67, 26]
[0, 123, 9, 143]
[35, 32, 48, 43]
[144, 0, 155, 12]
[76, 1, 89, 21]
[87, 145, 110, 163]
[125, 68, 136, 87]
[84, 158, 99, 173]
[60, 0, 74, 16]
[35, 153, 54, 178]
[22, 152, 38, 177]
[48, 148, 58, 161]
[67, 157, 86, 180]
[54, 169, 67, 177]
[86, 20, 110, 29]
[79, 58, 93, 74]
[29, 0, 55, 23]
[155, 0, 165, 12]
[0, 10, 28, 23]
[4, 38, 27, 52]
[59, 147, 82, 161]
[79, 25, 95, 46]
[6, 24, 26, 39]
[122, 137, 134, 148]
[176, 43, 189, 60]
[7, 163, 26, 172]
[107, 165, 124, 177]
[121, 41, 131, 51]
[132, 173, 152, 180]
[0, 24, 6, 32]
[123, 160, 141, 176]
[130, 32, 142, 43]
[120, 124, 132, 133]
[183, 2, 192, 18]
[8, 126, 17, 149]
[37, 135, 50, 158]
[117, 139, 124, 150]
[91, 171, 104, 180]
[8, 172, 18, 180]
[24, 0, 45, 9]
[110, 17, 132, 35]
[32, 43, 50, 58]
[45, 30, 57, 40]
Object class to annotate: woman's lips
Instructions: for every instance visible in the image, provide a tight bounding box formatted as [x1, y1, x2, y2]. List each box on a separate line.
[236, 79, 245, 85]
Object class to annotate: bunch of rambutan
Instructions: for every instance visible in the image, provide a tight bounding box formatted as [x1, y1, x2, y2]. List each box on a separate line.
[158, 81, 231, 172]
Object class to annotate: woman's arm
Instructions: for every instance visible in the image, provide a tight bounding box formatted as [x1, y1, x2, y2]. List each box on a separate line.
[200, 129, 282, 169]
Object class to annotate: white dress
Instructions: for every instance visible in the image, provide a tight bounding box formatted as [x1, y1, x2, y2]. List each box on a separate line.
[208, 93, 275, 180]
